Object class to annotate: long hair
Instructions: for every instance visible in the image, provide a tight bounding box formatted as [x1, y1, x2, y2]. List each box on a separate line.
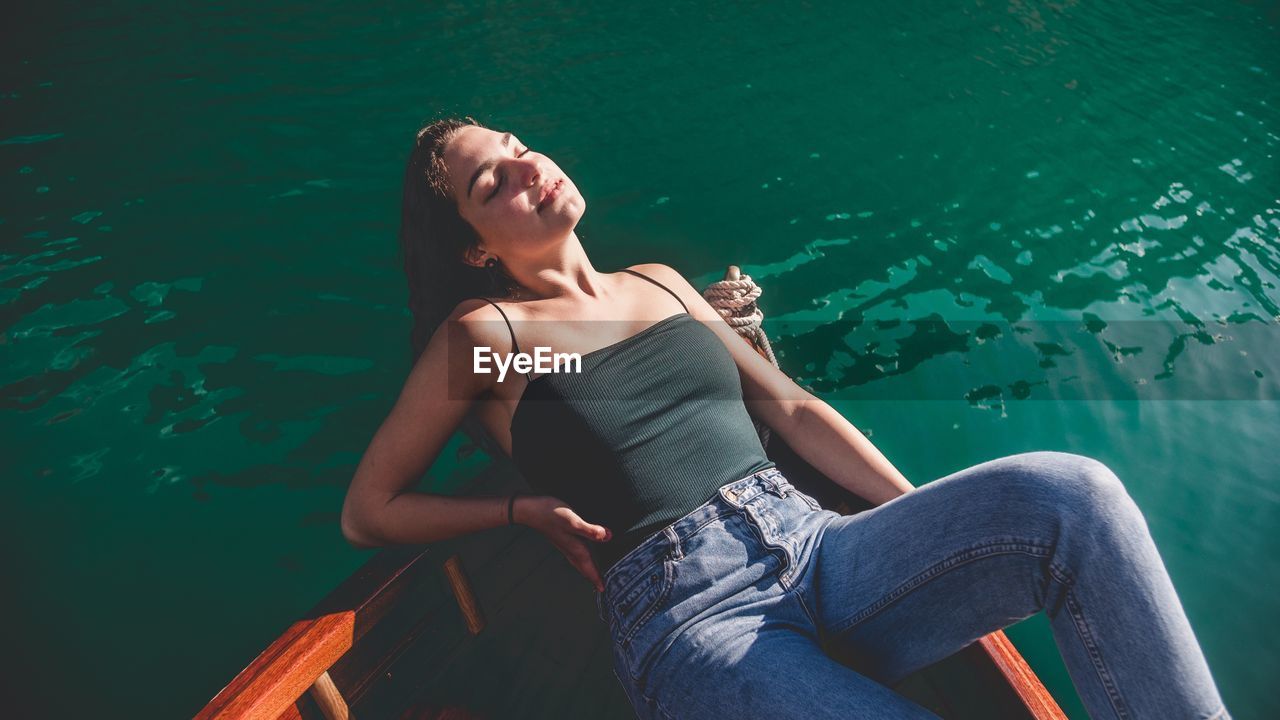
[399, 116, 520, 366]
[398, 116, 526, 463]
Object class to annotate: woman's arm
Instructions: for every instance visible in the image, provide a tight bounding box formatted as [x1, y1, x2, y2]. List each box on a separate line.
[778, 397, 915, 505]
[633, 263, 915, 506]
[341, 300, 518, 548]
[344, 300, 617, 590]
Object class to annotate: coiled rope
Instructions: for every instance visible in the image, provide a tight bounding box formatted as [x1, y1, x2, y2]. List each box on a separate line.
[702, 268, 778, 448]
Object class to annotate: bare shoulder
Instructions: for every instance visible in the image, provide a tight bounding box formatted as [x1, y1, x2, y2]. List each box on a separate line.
[624, 262, 719, 322]
[446, 297, 519, 355]
[404, 299, 519, 401]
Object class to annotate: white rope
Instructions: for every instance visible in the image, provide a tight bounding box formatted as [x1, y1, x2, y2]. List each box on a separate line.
[702, 273, 777, 448]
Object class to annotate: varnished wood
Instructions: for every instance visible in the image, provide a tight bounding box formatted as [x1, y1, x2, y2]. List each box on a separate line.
[307, 672, 348, 720]
[307, 546, 437, 643]
[443, 553, 486, 635]
[196, 467, 524, 720]
[331, 473, 523, 712]
[979, 632, 1069, 719]
[196, 612, 354, 720]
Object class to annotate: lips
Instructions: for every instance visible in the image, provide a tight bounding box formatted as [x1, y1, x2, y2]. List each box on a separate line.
[537, 179, 563, 213]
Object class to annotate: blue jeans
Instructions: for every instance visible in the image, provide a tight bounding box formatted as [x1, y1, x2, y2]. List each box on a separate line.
[594, 451, 1230, 720]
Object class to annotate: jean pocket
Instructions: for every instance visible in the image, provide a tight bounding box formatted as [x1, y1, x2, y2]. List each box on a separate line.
[613, 555, 676, 649]
[611, 555, 678, 686]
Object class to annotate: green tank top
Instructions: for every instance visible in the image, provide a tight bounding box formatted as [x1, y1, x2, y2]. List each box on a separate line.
[473, 269, 775, 575]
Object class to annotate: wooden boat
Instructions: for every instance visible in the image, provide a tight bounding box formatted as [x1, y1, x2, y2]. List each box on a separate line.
[196, 267, 1067, 720]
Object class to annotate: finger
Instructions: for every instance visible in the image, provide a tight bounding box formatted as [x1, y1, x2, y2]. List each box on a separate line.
[574, 522, 613, 542]
[579, 559, 605, 592]
[565, 553, 604, 592]
[564, 539, 606, 592]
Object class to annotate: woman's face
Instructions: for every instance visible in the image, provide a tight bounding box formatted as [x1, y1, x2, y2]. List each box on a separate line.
[444, 126, 585, 262]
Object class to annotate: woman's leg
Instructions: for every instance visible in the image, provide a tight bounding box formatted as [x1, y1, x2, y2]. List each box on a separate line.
[619, 471, 947, 719]
[639, 610, 946, 720]
[799, 450, 1229, 720]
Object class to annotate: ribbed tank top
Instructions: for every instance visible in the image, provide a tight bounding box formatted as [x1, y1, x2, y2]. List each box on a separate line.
[470, 269, 775, 575]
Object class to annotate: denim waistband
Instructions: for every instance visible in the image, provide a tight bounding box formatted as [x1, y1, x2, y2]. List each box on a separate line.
[595, 466, 789, 620]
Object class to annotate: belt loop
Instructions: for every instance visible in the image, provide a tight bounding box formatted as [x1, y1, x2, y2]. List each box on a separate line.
[664, 526, 683, 560]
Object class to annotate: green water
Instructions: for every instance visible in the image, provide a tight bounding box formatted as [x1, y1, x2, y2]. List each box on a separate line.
[4, 1, 1277, 717]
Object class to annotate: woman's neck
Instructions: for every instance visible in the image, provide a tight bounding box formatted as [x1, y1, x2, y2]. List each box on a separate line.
[506, 233, 614, 304]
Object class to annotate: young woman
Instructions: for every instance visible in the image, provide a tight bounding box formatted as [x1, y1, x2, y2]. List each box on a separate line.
[340, 117, 1230, 719]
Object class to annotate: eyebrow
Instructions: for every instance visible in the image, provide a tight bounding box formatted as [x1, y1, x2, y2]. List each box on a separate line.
[466, 131, 512, 201]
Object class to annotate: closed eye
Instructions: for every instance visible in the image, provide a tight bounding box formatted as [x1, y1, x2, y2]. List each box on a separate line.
[486, 147, 532, 203]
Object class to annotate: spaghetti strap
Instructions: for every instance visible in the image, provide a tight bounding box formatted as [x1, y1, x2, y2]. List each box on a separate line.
[619, 267, 689, 312]
[466, 297, 533, 382]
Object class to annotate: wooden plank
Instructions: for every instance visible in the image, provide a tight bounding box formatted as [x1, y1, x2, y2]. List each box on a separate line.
[324, 558, 456, 700]
[396, 706, 487, 720]
[197, 612, 355, 720]
[473, 549, 596, 716]
[198, 460, 532, 720]
[400, 529, 642, 720]
[327, 526, 527, 705]
[347, 527, 557, 718]
[978, 632, 1068, 720]
[408, 541, 615, 719]
[307, 671, 349, 720]
[442, 554, 485, 635]
[308, 546, 436, 643]
[897, 644, 1033, 719]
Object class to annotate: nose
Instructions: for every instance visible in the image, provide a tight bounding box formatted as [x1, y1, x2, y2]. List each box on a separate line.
[512, 155, 541, 189]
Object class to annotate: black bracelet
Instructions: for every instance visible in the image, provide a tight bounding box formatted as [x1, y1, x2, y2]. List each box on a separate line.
[507, 492, 522, 526]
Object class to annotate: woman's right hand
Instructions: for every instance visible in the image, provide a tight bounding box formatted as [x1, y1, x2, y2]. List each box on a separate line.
[517, 495, 613, 592]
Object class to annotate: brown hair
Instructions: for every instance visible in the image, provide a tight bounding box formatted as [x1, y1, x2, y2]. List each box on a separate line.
[399, 116, 520, 365]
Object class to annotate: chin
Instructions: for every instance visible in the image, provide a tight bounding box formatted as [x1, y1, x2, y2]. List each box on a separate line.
[546, 201, 586, 230]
